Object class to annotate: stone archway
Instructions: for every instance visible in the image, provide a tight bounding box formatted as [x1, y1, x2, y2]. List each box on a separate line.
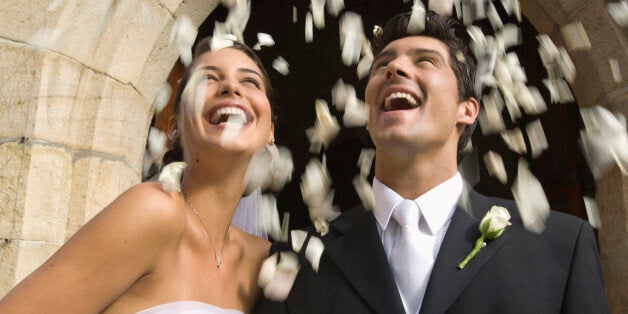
[0, 0, 625, 311]
[0, 0, 220, 294]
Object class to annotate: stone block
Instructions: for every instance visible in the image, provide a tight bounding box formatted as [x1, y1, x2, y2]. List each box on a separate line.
[18, 142, 72, 242]
[0, 39, 37, 138]
[0, 0, 52, 44]
[66, 153, 139, 239]
[89, 0, 172, 87]
[0, 141, 28, 240]
[0, 239, 61, 295]
[157, 0, 183, 14]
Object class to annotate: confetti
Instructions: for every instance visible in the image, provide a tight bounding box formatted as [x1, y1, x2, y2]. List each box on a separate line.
[609, 58, 622, 82]
[583, 196, 602, 229]
[260, 251, 300, 301]
[256, 32, 276, 48]
[304, 235, 325, 272]
[327, 0, 345, 17]
[259, 194, 282, 241]
[357, 148, 375, 177]
[170, 15, 198, 66]
[158, 162, 187, 192]
[339, 12, 365, 66]
[291, 230, 308, 252]
[305, 99, 341, 152]
[500, 128, 527, 154]
[512, 159, 550, 234]
[342, 86, 368, 127]
[579, 106, 628, 178]
[272, 56, 290, 75]
[305, 12, 314, 43]
[407, 0, 426, 34]
[526, 120, 548, 158]
[478, 89, 506, 135]
[608, 0, 628, 27]
[560, 22, 591, 51]
[312, 0, 326, 29]
[483, 151, 507, 184]
[301, 158, 341, 235]
[429, 0, 454, 17]
[153, 83, 172, 114]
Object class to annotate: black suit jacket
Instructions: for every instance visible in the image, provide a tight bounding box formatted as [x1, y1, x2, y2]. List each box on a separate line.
[254, 189, 609, 313]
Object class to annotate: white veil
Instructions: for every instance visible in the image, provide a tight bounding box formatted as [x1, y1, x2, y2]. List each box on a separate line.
[232, 188, 267, 239]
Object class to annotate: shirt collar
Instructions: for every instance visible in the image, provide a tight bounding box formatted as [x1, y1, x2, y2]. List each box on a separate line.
[372, 172, 463, 235]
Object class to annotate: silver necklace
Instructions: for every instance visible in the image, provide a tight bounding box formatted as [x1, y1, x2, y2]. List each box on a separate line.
[181, 184, 231, 268]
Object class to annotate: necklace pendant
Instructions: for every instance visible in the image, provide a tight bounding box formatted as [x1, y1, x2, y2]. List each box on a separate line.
[215, 251, 222, 268]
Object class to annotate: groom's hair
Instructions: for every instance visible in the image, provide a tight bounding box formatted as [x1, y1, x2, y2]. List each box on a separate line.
[370, 11, 478, 163]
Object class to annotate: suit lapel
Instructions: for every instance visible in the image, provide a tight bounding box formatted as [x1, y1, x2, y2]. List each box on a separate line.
[324, 208, 406, 314]
[420, 189, 509, 314]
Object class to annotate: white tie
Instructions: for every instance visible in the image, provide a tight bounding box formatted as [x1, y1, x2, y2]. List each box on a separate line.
[390, 199, 433, 314]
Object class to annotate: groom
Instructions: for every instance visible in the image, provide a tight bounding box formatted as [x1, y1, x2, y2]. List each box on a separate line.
[255, 11, 609, 313]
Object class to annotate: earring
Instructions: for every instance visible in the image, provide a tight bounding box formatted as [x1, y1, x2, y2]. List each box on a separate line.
[168, 129, 178, 140]
[269, 136, 275, 146]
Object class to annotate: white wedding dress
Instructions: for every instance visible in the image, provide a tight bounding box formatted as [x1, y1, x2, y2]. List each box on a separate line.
[136, 301, 244, 313]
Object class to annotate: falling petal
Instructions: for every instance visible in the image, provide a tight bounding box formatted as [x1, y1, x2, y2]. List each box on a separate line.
[27, 27, 63, 50]
[515, 84, 546, 115]
[561, 22, 591, 51]
[609, 58, 622, 82]
[429, 0, 454, 17]
[478, 89, 506, 135]
[312, 0, 326, 29]
[332, 79, 348, 111]
[158, 162, 187, 192]
[353, 175, 375, 210]
[258, 252, 278, 288]
[270, 146, 295, 191]
[339, 12, 364, 66]
[497, 24, 522, 51]
[291, 230, 308, 252]
[512, 159, 550, 233]
[170, 15, 198, 66]
[558, 48, 576, 84]
[222, 0, 238, 9]
[487, 1, 503, 30]
[259, 194, 282, 241]
[500, 128, 527, 154]
[327, 0, 345, 17]
[579, 106, 628, 178]
[257, 32, 275, 48]
[526, 120, 548, 158]
[313, 217, 330, 236]
[608, 0, 628, 27]
[357, 53, 373, 79]
[293, 6, 298, 23]
[263, 252, 300, 301]
[357, 148, 375, 177]
[305, 100, 341, 152]
[148, 127, 167, 160]
[305, 236, 325, 272]
[305, 12, 314, 43]
[153, 83, 172, 114]
[407, 0, 426, 34]
[343, 86, 368, 127]
[483, 151, 508, 184]
[583, 196, 602, 229]
[224, 0, 251, 43]
[273, 56, 290, 75]
[221, 116, 245, 146]
[243, 149, 273, 195]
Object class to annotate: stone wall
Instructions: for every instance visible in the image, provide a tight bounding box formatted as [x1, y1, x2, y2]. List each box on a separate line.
[0, 0, 219, 295]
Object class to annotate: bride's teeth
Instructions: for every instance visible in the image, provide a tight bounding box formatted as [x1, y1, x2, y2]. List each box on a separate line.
[384, 92, 418, 110]
[210, 107, 248, 124]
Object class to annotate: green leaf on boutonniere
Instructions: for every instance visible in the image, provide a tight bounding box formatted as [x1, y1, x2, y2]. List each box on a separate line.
[458, 206, 511, 269]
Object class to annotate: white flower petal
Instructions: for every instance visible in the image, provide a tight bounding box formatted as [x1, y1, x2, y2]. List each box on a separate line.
[483, 151, 507, 184]
[305, 236, 325, 272]
[583, 196, 601, 229]
[158, 162, 187, 192]
[273, 56, 290, 75]
[291, 230, 308, 252]
[263, 252, 300, 301]
[512, 159, 550, 234]
[258, 252, 278, 288]
[526, 120, 548, 159]
[561, 22, 591, 51]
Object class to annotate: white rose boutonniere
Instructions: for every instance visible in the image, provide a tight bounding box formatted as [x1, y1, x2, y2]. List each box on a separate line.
[458, 206, 511, 269]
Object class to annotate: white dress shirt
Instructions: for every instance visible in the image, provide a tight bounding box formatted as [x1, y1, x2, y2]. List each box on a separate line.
[372, 172, 463, 300]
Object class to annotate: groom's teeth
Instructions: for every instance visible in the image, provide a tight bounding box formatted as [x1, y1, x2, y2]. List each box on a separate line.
[210, 107, 248, 124]
[384, 92, 419, 110]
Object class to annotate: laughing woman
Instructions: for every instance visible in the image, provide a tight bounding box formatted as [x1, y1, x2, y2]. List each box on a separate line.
[0, 38, 275, 313]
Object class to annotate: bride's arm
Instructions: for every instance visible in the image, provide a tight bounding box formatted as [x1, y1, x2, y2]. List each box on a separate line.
[0, 182, 183, 313]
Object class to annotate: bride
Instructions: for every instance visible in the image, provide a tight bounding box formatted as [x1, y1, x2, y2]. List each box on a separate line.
[0, 37, 275, 313]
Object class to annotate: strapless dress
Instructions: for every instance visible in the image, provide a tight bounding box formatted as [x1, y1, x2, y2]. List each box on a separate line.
[135, 301, 244, 313]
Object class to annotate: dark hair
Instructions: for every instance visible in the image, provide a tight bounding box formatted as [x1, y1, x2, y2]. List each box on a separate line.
[371, 11, 478, 162]
[163, 37, 276, 165]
